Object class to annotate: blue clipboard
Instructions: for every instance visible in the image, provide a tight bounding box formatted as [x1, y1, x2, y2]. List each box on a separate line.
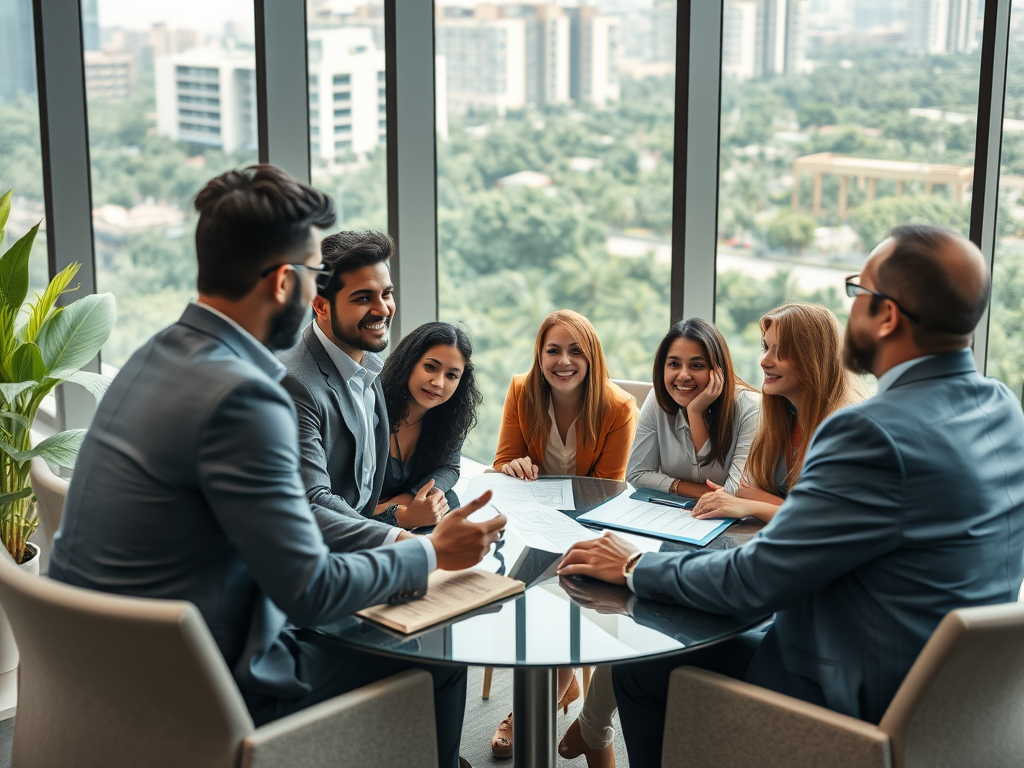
[579, 488, 732, 546]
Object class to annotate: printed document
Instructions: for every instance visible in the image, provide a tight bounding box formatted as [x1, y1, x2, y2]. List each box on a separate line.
[465, 474, 575, 509]
[492, 501, 599, 554]
[356, 569, 524, 634]
[577, 493, 731, 546]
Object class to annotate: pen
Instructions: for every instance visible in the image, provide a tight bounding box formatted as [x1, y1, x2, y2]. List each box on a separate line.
[647, 497, 690, 509]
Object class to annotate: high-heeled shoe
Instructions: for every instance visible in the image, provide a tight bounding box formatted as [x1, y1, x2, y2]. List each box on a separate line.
[490, 672, 582, 758]
[558, 717, 616, 768]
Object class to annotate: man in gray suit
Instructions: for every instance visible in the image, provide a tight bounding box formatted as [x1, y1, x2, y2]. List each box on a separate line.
[279, 231, 448, 551]
[50, 165, 505, 768]
[559, 225, 1024, 766]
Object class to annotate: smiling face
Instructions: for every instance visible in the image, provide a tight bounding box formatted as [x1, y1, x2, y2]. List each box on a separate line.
[315, 262, 396, 359]
[760, 323, 804, 404]
[663, 337, 712, 410]
[540, 322, 589, 395]
[406, 343, 465, 414]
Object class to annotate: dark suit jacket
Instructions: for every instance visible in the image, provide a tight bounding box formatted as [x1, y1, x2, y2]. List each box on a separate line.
[278, 324, 394, 551]
[632, 350, 1024, 723]
[49, 305, 429, 701]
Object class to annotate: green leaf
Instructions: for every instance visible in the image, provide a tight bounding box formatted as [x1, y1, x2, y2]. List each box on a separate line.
[0, 189, 11, 244]
[36, 293, 116, 374]
[8, 342, 46, 383]
[20, 264, 80, 344]
[0, 429, 85, 469]
[0, 488, 32, 508]
[59, 370, 112, 402]
[0, 222, 39, 314]
[0, 381, 36, 404]
[0, 411, 32, 431]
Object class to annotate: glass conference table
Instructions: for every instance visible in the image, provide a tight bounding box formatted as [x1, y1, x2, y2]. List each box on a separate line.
[316, 477, 767, 768]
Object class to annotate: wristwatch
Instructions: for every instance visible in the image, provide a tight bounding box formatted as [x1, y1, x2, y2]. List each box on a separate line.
[622, 551, 643, 580]
[377, 503, 400, 527]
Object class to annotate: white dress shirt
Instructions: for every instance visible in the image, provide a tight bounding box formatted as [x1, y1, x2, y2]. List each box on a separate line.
[544, 401, 579, 475]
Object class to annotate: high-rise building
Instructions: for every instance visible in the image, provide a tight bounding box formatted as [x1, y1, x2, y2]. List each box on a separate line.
[568, 7, 621, 107]
[81, 0, 100, 52]
[307, 27, 388, 162]
[905, 0, 977, 55]
[0, 0, 35, 101]
[651, 0, 676, 64]
[722, 1, 759, 81]
[155, 47, 258, 154]
[84, 51, 134, 101]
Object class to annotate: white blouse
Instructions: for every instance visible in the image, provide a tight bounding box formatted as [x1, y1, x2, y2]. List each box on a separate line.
[626, 387, 760, 494]
[543, 401, 578, 475]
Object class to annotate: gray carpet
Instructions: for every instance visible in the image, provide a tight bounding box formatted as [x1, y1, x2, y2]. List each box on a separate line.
[460, 667, 628, 767]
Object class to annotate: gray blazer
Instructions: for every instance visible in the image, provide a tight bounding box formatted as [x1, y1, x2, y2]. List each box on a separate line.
[49, 304, 429, 701]
[278, 324, 394, 551]
[632, 350, 1024, 723]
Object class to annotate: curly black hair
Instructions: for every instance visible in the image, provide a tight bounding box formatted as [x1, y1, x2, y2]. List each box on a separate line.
[380, 322, 482, 479]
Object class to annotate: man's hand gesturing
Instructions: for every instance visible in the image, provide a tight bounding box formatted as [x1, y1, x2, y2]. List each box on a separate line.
[428, 491, 507, 571]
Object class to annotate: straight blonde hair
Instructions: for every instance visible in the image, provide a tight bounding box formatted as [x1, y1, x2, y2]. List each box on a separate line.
[521, 310, 611, 451]
[745, 303, 864, 494]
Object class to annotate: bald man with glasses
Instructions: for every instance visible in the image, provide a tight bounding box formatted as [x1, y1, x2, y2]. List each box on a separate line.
[559, 224, 1024, 767]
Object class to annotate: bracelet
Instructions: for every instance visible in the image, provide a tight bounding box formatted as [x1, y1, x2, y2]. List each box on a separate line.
[670, 479, 681, 495]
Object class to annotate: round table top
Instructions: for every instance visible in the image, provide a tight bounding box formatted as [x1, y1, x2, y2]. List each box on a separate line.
[315, 476, 767, 668]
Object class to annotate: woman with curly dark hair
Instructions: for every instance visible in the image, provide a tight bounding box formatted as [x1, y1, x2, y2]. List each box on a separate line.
[375, 322, 482, 524]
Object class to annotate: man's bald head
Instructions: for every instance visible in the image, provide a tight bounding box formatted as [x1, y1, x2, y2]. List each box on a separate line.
[873, 225, 989, 352]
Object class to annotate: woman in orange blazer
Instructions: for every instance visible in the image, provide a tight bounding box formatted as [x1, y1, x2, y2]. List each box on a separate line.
[488, 309, 637, 759]
[493, 309, 637, 481]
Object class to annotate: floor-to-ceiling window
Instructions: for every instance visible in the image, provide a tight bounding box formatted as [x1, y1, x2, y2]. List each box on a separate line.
[436, 0, 675, 461]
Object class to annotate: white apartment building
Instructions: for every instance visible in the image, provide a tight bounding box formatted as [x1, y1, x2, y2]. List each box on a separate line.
[84, 50, 134, 100]
[436, 12, 528, 115]
[569, 7, 620, 107]
[155, 46, 257, 154]
[720, 0, 805, 80]
[905, 0, 978, 55]
[308, 27, 387, 162]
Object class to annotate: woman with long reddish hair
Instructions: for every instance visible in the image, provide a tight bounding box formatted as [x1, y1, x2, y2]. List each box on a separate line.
[489, 309, 637, 759]
[693, 302, 864, 522]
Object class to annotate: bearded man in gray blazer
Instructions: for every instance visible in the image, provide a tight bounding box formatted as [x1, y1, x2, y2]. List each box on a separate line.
[279, 231, 449, 552]
[50, 165, 505, 768]
[559, 225, 1024, 767]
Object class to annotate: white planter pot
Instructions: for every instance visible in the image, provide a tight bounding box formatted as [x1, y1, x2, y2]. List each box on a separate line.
[0, 541, 40, 674]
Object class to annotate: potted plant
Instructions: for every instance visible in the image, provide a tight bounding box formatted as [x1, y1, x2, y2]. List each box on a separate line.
[0, 189, 115, 669]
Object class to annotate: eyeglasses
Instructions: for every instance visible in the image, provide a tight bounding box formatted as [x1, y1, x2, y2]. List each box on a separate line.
[260, 262, 335, 291]
[845, 274, 920, 323]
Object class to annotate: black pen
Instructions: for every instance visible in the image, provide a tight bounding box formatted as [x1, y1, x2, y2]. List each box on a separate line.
[647, 497, 690, 509]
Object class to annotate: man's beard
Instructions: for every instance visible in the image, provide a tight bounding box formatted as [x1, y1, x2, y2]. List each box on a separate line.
[331, 311, 390, 354]
[842, 325, 876, 376]
[265, 278, 308, 352]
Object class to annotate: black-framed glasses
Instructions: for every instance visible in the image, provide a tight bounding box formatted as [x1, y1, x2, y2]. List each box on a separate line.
[260, 262, 334, 291]
[845, 274, 920, 323]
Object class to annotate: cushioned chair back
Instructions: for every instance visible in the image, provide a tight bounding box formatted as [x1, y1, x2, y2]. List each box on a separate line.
[28, 458, 69, 573]
[611, 379, 653, 406]
[0, 555, 254, 768]
[878, 603, 1024, 768]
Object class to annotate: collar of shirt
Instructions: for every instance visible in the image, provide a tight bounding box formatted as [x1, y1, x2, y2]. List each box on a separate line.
[191, 301, 287, 382]
[875, 355, 937, 395]
[311, 320, 384, 386]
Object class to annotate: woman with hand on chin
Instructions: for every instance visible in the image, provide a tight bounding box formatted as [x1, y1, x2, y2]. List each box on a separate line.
[556, 317, 758, 768]
[692, 302, 864, 523]
[375, 322, 482, 528]
[489, 309, 637, 759]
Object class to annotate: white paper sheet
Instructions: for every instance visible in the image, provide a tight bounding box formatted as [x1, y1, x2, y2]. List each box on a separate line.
[465, 474, 575, 510]
[491, 501, 599, 554]
[577, 492, 731, 546]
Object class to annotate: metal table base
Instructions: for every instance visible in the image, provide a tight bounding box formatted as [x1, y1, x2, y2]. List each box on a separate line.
[513, 667, 557, 768]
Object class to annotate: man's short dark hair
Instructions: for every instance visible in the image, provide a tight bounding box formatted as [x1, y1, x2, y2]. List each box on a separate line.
[194, 165, 335, 300]
[880, 224, 990, 349]
[318, 230, 395, 301]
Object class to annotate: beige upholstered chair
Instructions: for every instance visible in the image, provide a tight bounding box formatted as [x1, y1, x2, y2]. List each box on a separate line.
[611, 378, 653, 407]
[28, 458, 69, 574]
[662, 602, 1024, 768]
[0, 553, 438, 768]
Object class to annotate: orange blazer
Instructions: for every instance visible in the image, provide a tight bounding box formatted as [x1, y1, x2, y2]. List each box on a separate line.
[493, 374, 638, 479]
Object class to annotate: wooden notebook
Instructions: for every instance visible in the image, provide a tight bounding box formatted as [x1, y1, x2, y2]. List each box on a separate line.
[356, 568, 525, 634]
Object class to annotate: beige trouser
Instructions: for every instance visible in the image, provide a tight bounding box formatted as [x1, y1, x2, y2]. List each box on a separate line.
[579, 666, 617, 749]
